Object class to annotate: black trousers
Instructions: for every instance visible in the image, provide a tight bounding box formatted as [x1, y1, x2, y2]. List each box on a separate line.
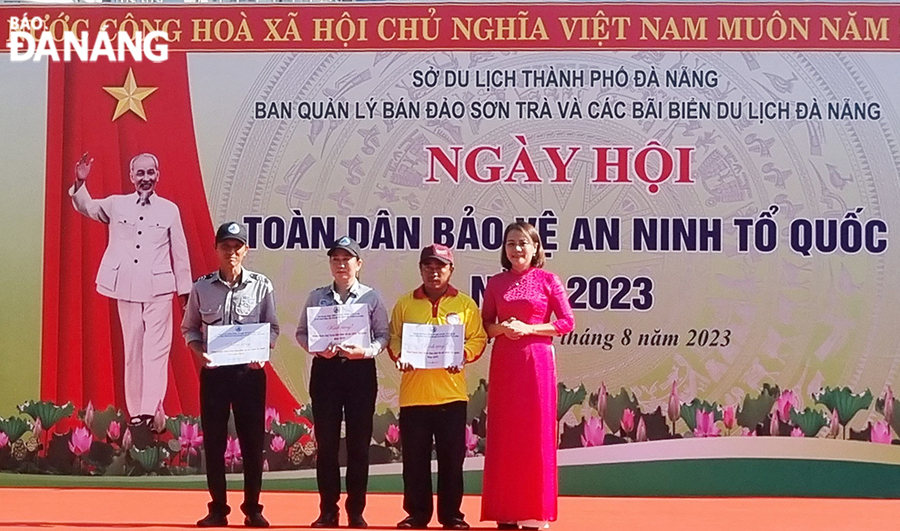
[310, 356, 377, 516]
[399, 400, 467, 525]
[200, 365, 266, 516]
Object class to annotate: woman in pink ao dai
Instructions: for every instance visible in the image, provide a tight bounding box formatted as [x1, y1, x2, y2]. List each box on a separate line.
[480, 221, 575, 530]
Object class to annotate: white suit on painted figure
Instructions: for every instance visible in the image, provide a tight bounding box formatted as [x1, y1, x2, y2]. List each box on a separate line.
[69, 153, 191, 419]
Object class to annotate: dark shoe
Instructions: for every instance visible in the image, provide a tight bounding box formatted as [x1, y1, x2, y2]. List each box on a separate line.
[497, 524, 519, 530]
[442, 519, 470, 530]
[127, 419, 155, 449]
[196, 512, 229, 527]
[244, 513, 270, 528]
[397, 516, 429, 529]
[312, 512, 340, 528]
[348, 513, 368, 528]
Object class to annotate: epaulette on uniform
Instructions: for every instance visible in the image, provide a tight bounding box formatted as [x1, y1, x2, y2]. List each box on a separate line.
[196, 272, 216, 282]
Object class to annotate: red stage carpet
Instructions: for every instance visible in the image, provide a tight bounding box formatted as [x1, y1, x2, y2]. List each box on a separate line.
[0, 488, 899, 530]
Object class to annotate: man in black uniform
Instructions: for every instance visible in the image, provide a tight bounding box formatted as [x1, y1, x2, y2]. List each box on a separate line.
[182, 222, 280, 528]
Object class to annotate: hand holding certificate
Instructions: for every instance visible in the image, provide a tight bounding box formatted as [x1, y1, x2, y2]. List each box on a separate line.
[307, 304, 371, 352]
[400, 323, 464, 369]
[207, 323, 271, 367]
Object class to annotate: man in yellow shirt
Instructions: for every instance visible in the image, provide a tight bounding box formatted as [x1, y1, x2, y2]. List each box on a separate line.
[388, 244, 487, 530]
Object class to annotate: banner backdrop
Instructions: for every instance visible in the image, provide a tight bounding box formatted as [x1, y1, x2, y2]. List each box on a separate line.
[2, 3, 900, 494]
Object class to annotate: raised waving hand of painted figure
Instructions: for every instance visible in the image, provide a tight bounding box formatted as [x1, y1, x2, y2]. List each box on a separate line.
[74, 152, 93, 185]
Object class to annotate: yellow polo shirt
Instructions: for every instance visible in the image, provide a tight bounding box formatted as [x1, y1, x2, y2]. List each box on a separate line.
[388, 285, 487, 407]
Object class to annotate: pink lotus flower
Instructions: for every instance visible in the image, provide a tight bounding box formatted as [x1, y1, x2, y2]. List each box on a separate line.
[0, 432, 8, 448]
[32, 418, 42, 439]
[694, 410, 720, 438]
[84, 401, 95, 431]
[741, 427, 757, 437]
[621, 409, 635, 434]
[827, 409, 840, 438]
[666, 381, 679, 424]
[107, 421, 121, 441]
[152, 402, 166, 433]
[790, 427, 804, 437]
[636, 417, 648, 442]
[122, 428, 133, 450]
[265, 407, 280, 431]
[581, 416, 605, 447]
[465, 425, 479, 456]
[776, 390, 799, 422]
[179, 422, 203, 455]
[885, 386, 894, 425]
[597, 382, 608, 418]
[871, 421, 892, 444]
[385, 424, 400, 446]
[722, 405, 736, 430]
[270, 435, 286, 453]
[225, 437, 242, 466]
[68, 426, 92, 456]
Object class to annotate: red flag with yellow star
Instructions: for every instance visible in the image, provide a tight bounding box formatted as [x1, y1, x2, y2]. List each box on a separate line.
[43, 56, 300, 418]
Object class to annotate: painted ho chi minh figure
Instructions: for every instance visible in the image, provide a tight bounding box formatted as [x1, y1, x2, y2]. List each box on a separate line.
[69, 152, 192, 427]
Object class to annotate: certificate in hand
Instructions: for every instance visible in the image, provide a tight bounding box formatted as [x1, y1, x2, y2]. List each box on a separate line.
[207, 323, 271, 367]
[400, 323, 464, 369]
[306, 304, 371, 352]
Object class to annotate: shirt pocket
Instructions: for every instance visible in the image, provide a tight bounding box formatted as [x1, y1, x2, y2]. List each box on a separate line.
[150, 262, 176, 296]
[96, 256, 121, 292]
[200, 304, 224, 326]
[234, 300, 260, 323]
[147, 222, 168, 243]
[111, 218, 135, 241]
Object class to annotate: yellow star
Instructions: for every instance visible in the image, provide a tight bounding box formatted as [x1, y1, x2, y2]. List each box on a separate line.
[103, 68, 158, 121]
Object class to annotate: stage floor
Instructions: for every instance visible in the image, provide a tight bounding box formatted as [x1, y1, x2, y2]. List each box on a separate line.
[1, 488, 899, 530]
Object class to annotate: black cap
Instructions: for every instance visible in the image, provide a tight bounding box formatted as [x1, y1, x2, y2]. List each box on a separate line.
[328, 236, 361, 258]
[215, 221, 248, 246]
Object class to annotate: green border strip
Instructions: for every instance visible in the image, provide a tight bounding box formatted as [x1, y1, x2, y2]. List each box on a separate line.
[4, 458, 900, 498]
[559, 458, 900, 498]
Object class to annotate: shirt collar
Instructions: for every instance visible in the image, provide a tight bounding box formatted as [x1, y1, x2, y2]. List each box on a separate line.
[413, 284, 459, 300]
[133, 191, 155, 206]
[216, 267, 246, 287]
[330, 280, 361, 302]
